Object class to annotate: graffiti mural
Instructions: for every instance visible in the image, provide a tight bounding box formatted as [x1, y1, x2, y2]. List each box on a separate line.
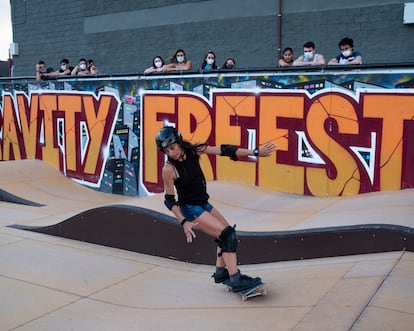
[0, 91, 120, 186]
[0, 68, 413, 196]
[142, 89, 414, 196]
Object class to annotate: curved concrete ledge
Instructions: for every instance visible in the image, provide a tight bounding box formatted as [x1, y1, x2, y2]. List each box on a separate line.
[0, 188, 45, 207]
[9, 205, 414, 265]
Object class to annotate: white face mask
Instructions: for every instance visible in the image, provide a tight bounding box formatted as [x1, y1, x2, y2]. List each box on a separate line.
[80, 64, 87, 70]
[206, 58, 214, 65]
[304, 51, 313, 60]
[176, 56, 184, 63]
[154, 60, 163, 68]
[342, 50, 352, 57]
[60, 65, 67, 71]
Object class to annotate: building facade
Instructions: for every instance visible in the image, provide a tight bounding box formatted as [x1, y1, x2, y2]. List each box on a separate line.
[9, 0, 414, 76]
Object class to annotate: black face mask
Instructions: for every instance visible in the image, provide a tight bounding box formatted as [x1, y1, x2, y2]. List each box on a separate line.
[225, 64, 234, 69]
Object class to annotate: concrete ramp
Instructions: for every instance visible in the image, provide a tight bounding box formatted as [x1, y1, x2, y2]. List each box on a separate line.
[2, 160, 413, 264]
[0, 188, 44, 206]
[1, 159, 414, 330]
[0, 159, 135, 226]
[0, 159, 130, 207]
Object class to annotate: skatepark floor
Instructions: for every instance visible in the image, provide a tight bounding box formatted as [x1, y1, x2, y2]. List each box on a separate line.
[0, 160, 413, 330]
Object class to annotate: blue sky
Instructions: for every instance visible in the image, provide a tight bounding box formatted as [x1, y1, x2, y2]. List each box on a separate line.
[0, 0, 12, 61]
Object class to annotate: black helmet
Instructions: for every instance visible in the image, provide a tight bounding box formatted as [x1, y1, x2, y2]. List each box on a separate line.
[156, 126, 183, 151]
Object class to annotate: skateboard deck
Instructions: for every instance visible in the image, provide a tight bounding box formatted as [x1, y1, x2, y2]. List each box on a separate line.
[223, 280, 267, 301]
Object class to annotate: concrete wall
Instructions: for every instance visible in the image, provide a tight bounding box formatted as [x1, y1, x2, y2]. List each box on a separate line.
[1, 68, 414, 196]
[0, 61, 10, 77]
[10, 0, 414, 76]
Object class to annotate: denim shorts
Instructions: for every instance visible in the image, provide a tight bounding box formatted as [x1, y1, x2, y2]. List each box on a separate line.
[180, 202, 214, 222]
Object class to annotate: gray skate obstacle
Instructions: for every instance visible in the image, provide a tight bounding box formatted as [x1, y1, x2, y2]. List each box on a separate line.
[9, 205, 414, 265]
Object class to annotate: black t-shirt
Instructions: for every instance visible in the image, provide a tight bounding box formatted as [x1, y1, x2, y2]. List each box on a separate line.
[38, 67, 54, 80]
[168, 148, 209, 205]
[39, 67, 54, 74]
[58, 66, 73, 74]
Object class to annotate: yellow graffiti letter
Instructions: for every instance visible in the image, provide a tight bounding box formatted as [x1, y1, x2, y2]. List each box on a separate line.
[2, 95, 23, 160]
[259, 93, 305, 194]
[306, 94, 360, 196]
[363, 93, 414, 190]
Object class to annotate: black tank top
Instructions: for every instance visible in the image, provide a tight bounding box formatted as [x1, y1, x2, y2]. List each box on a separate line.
[168, 148, 209, 205]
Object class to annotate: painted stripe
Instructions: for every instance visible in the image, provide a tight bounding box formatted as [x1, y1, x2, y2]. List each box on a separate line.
[84, 0, 277, 34]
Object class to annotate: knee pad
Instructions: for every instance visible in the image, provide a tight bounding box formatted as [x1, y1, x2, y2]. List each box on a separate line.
[217, 225, 238, 253]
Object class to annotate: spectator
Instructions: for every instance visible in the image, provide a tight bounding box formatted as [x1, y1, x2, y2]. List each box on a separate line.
[144, 56, 166, 74]
[71, 58, 90, 75]
[293, 41, 325, 66]
[278, 47, 294, 67]
[35, 60, 54, 81]
[165, 49, 192, 72]
[201, 50, 218, 71]
[328, 37, 362, 65]
[87, 59, 100, 74]
[36, 58, 72, 81]
[221, 57, 236, 70]
[55, 58, 73, 75]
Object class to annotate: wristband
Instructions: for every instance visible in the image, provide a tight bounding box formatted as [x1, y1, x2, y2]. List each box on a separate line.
[180, 218, 188, 226]
[253, 147, 260, 156]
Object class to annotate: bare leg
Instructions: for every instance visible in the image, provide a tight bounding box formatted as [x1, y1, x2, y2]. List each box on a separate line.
[210, 208, 230, 269]
[221, 252, 238, 275]
[194, 209, 261, 290]
[194, 209, 239, 276]
[216, 247, 225, 268]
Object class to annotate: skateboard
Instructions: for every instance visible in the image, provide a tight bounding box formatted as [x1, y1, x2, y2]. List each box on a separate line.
[223, 279, 267, 301]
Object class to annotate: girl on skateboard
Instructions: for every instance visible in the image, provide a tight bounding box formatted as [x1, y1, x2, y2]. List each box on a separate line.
[156, 126, 276, 292]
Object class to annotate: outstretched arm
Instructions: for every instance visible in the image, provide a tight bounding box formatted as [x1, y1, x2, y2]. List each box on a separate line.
[201, 141, 276, 158]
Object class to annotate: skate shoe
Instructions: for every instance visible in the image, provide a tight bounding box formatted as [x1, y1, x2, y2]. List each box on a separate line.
[230, 273, 262, 293]
[212, 268, 230, 283]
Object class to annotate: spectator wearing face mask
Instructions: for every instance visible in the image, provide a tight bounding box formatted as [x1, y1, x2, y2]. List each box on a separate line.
[144, 56, 166, 74]
[165, 49, 192, 72]
[328, 37, 362, 65]
[200, 50, 218, 72]
[221, 57, 236, 70]
[55, 58, 73, 75]
[71, 58, 90, 75]
[293, 41, 325, 66]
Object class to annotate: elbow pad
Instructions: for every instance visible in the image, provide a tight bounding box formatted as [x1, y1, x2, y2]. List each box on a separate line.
[220, 144, 238, 161]
[164, 194, 178, 210]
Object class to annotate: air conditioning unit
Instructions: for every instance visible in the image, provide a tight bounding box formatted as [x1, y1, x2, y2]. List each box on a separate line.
[10, 42, 19, 56]
[403, 2, 414, 24]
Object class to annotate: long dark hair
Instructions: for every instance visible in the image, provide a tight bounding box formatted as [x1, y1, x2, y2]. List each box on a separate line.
[221, 57, 236, 69]
[201, 50, 217, 70]
[181, 140, 208, 159]
[152, 55, 165, 68]
[170, 49, 187, 64]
